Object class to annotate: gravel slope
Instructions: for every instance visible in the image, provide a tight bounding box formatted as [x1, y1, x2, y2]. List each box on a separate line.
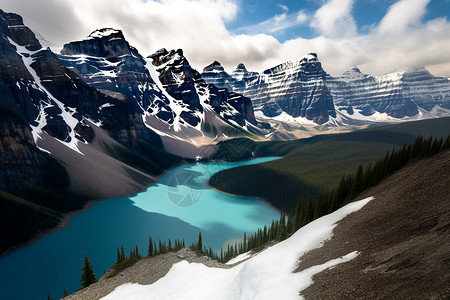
[64, 248, 229, 300]
[299, 149, 450, 299]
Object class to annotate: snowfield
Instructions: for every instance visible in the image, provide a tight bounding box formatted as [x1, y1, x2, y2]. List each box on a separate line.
[102, 197, 373, 300]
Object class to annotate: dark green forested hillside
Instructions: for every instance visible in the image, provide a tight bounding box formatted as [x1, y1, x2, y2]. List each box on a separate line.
[210, 117, 450, 212]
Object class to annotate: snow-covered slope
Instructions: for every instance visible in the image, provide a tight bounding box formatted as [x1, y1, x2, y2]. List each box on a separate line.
[327, 67, 450, 122]
[202, 54, 336, 124]
[102, 197, 373, 300]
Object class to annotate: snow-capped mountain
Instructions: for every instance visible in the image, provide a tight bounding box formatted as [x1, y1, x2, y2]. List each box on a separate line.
[0, 10, 175, 198]
[59, 30, 260, 151]
[203, 57, 450, 127]
[147, 48, 256, 128]
[327, 66, 450, 123]
[202, 54, 336, 124]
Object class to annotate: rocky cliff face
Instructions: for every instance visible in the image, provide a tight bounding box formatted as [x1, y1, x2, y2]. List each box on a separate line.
[202, 54, 336, 124]
[0, 109, 46, 193]
[59, 28, 166, 148]
[60, 29, 164, 115]
[148, 48, 257, 127]
[60, 31, 257, 137]
[327, 67, 450, 119]
[0, 10, 165, 192]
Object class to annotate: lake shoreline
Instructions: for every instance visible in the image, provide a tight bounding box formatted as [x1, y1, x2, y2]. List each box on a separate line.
[208, 184, 281, 214]
[0, 156, 281, 258]
[0, 168, 169, 259]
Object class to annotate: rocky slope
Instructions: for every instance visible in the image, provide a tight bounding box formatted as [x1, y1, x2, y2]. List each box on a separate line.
[202, 54, 336, 124]
[65, 248, 229, 300]
[300, 149, 450, 299]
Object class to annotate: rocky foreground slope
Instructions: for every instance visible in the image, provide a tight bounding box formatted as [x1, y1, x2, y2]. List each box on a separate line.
[300, 149, 450, 299]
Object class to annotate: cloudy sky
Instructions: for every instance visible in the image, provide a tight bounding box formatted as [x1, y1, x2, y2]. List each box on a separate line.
[2, 0, 450, 76]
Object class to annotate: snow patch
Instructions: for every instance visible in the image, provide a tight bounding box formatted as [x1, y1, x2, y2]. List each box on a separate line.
[102, 197, 373, 300]
[9, 38, 84, 155]
[257, 110, 317, 125]
[225, 251, 252, 265]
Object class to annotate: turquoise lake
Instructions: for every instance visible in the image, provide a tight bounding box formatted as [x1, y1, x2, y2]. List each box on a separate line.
[0, 157, 280, 300]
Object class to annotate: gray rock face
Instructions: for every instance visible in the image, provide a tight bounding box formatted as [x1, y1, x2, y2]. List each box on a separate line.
[60, 28, 165, 116]
[149, 48, 257, 127]
[0, 109, 46, 193]
[59, 28, 166, 147]
[327, 67, 450, 119]
[0, 10, 162, 160]
[202, 54, 336, 124]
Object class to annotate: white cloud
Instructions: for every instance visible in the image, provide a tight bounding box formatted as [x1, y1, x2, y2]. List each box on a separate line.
[311, 0, 357, 38]
[278, 4, 289, 14]
[235, 4, 309, 37]
[1, 0, 450, 77]
[296, 10, 308, 23]
[377, 0, 430, 35]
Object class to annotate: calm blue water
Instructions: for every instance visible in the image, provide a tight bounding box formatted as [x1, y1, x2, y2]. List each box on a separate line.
[0, 157, 280, 300]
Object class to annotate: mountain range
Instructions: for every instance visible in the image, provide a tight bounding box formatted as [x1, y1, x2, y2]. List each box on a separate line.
[1, 8, 450, 252]
[201, 56, 450, 126]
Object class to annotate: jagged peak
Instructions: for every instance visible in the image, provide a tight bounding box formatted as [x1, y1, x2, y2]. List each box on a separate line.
[299, 52, 319, 64]
[3, 11, 25, 26]
[148, 48, 168, 59]
[87, 28, 123, 40]
[344, 66, 362, 74]
[148, 48, 186, 67]
[403, 66, 429, 74]
[203, 60, 224, 73]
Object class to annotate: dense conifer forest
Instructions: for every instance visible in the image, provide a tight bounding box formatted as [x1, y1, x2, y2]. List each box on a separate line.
[210, 117, 450, 212]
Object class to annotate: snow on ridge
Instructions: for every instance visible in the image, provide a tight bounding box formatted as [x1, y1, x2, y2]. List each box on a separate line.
[88, 28, 121, 39]
[256, 110, 318, 126]
[9, 38, 84, 155]
[102, 197, 373, 300]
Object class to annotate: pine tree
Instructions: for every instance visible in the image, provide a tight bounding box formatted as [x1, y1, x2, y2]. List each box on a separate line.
[116, 246, 122, 264]
[47, 294, 53, 300]
[148, 236, 153, 257]
[80, 254, 97, 289]
[197, 232, 203, 253]
[276, 213, 288, 241]
[63, 288, 68, 297]
[120, 246, 125, 262]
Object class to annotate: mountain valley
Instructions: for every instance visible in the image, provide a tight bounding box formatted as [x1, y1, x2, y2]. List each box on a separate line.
[0, 7, 449, 300]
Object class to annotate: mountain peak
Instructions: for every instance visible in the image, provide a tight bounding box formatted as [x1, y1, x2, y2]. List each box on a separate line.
[347, 66, 362, 73]
[235, 63, 247, 71]
[203, 60, 224, 73]
[299, 52, 319, 64]
[60, 28, 135, 57]
[87, 28, 124, 40]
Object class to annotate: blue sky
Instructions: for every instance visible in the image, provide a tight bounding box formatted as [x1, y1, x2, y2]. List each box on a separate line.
[228, 0, 450, 41]
[2, 0, 450, 76]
